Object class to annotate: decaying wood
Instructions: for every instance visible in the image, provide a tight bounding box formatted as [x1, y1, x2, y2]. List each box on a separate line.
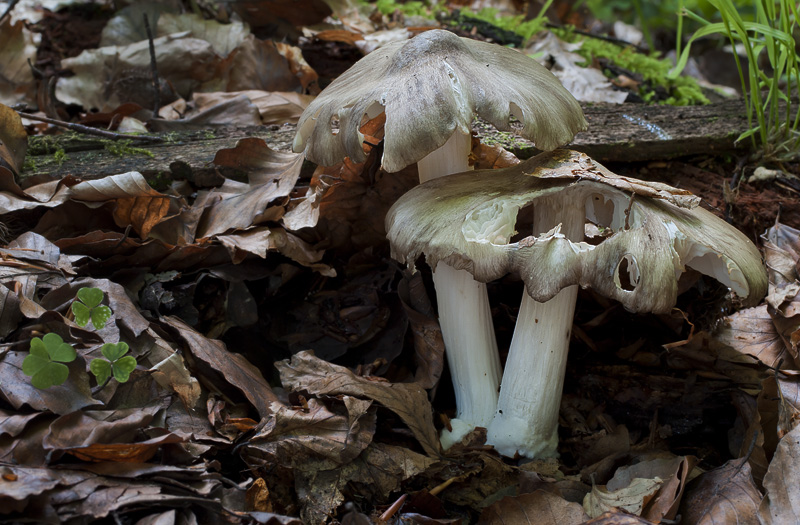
[22, 99, 752, 183]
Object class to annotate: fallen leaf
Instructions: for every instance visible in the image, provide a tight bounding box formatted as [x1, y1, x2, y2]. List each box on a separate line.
[0, 103, 27, 177]
[679, 457, 761, 524]
[296, 442, 434, 524]
[157, 13, 249, 56]
[716, 304, 792, 369]
[161, 315, 279, 419]
[56, 34, 218, 111]
[758, 422, 800, 524]
[244, 397, 376, 470]
[219, 36, 314, 93]
[583, 477, 663, 518]
[527, 33, 628, 104]
[582, 510, 657, 524]
[479, 490, 589, 524]
[43, 403, 164, 452]
[0, 20, 36, 106]
[276, 351, 441, 457]
[65, 432, 185, 463]
[198, 138, 303, 238]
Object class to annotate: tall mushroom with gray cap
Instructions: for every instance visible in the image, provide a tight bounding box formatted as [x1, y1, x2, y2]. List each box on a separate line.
[386, 149, 767, 458]
[293, 29, 587, 447]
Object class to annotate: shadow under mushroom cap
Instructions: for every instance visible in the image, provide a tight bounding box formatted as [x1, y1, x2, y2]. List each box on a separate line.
[386, 150, 767, 314]
[293, 29, 587, 172]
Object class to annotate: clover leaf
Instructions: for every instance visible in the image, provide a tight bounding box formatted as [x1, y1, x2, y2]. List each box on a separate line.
[90, 342, 136, 384]
[72, 287, 112, 330]
[22, 333, 77, 389]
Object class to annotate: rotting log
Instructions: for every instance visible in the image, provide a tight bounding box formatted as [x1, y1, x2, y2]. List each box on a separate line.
[22, 99, 752, 183]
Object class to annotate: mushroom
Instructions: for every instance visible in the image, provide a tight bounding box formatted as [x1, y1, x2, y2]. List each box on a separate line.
[386, 149, 768, 458]
[293, 29, 587, 447]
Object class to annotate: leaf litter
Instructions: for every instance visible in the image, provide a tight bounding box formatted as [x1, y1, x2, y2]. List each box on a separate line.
[0, 0, 799, 523]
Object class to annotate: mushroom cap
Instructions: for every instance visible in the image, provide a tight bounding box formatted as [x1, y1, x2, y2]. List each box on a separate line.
[386, 150, 768, 313]
[293, 29, 587, 172]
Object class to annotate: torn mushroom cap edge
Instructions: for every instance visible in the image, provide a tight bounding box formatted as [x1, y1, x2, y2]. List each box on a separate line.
[292, 29, 587, 172]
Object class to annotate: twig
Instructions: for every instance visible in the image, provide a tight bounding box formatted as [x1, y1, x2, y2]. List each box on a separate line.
[16, 111, 163, 143]
[0, 0, 20, 25]
[142, 14, 161, 119]
[545, 22, 651, 54]
[378, 494, 406, 522]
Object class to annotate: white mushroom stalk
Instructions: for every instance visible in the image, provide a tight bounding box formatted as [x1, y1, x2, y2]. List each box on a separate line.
[418, 132, 503, 447]
[487, 195, 584, 458]
[386, 149, 768, 459]
[292, 29, 587, 449]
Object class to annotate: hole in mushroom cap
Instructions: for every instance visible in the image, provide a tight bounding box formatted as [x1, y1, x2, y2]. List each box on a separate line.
[359, 102, 387, 141]
[615, 254, 640, 292]
[510, 203, 534, 243]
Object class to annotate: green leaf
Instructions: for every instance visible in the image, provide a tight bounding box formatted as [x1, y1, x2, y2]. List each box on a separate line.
[112, 356, 137, 383]
[22, 349, 49, 377]
[72, 302, 91, 327]
[101, 342, 130, 362]
[77, 287, 104, 309]
[90, 358, 112, 385]
[23, 334, 76, 389]
[28, 337, 48, 358]
[42, 333, 76, 363]
[30, 362, 70, 389]
[90, 305, 112, 330]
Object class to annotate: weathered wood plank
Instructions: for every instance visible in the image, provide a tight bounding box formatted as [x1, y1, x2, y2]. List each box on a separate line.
[22, 99, 751, 183]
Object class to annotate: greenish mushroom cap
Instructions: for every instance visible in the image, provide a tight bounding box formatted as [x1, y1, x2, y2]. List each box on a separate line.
[293, 29, 587, 172]
[386, 150, 767, 313]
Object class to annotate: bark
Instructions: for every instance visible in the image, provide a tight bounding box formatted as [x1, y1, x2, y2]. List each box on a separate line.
[22, 99, 752, 183]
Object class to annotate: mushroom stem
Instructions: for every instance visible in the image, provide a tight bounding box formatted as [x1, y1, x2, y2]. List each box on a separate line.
[416, 131, 502, 448]
[487, 195, 585, 458]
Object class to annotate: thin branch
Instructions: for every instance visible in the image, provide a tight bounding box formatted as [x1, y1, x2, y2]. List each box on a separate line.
[142, 14, 161, 119]
[0, 0, 20, 25]
[16, 111, 164, 143]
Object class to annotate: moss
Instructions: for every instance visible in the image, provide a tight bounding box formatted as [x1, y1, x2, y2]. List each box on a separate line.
[53, 148, 68, 166]
[549, 27, 709, 106]
[374, 0, 433, 18]
[456, 8, 547, 43]
[104, 140, 155, 158]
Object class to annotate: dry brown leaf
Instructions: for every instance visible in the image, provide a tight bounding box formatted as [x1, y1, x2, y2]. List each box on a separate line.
[297, 442, 435, 524]
[155, 93, 262, 129]
[601, 454, 695, 522]
[0, 20, 36, 106]
[471, 140, 521, 170]
[197, 138, 303, 238]
[582, 510, 657, 524]
[479, 490, 589, 525]
[42, 404, 163, 452]
[231, 0, 332, 28]
[398, 272, 445, 390]
[680, 457, 762, 524]
[65, 432, 185, 463]
[583, 477, 663, 518]
[157, 13, 248, 57]
[758, 422, 800, 524]
[0, 351, 96, 415]
[244, 397, 375, 470]
[729, 390, 769, 488]
[276, 350, 441, 457]
[0, 103, 27, 177]
[162, 315, 279, 419]
[57, 34, 219, 111]
[715, 305, 790, 369]
[220, 36, 313, 93]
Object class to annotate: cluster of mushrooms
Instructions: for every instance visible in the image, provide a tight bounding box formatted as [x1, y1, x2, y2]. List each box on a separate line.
[293, 29, 768, 459]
